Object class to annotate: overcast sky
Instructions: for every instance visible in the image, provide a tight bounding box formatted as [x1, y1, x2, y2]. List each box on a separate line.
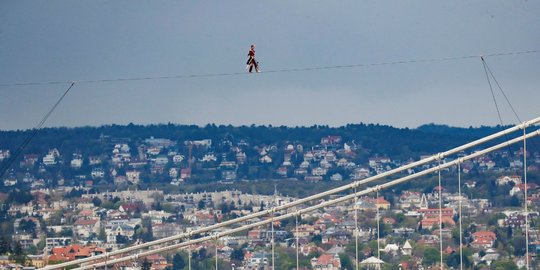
[1, 1, 539, 131]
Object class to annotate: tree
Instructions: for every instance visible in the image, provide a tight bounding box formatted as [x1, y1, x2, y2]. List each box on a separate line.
[172, 253, 186, 270]
[98, 227, 107, 242]
[116, 234, 129, 244]
[512, 236, 526, 256]
[197, 200, 205, 210]
[18, 219, 37, 234]
[339, 253, 354, 270]
[141, 258, 152, 270]
[9, 242, 29, 266]
[59, 228, 73, 237]
[311, 234, 322, 245]
[7, 189, 33, 205]
[92, 197, 102, 207]
[0, 237, 11, 255]
[490, 260, 518, 270]
[422, 246, 440, 267]
[230, 248, 244, 261]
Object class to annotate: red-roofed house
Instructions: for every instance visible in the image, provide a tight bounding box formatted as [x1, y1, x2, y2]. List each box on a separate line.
[48, 245, 105, 263]
[471, 231, 497, 249]
[420, 216, 456, 229]
[311, 253, 341, 269]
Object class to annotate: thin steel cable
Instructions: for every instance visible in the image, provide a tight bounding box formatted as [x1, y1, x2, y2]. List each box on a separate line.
[458, 160, 464, 270]
[295, 213, 299, 270]
[482, 58, 505, 128]
[481, 57, 525, 181]
[215, 235, 218, 270]
[482, 59, 521, 123]
[482, 57, 540, 155]
[187, 233, 192, 270]
[0, 82, 75, 179]
[438, 157, 443, 270]
[1, 50, 539, 87]
[271, 212, 275, 270]
[524, 129, 530, 270]
[354, 186, 359, 270]
[376, 188, 380, 260]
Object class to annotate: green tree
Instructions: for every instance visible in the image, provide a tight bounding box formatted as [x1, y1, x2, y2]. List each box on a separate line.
[172, 253, 185, 270]
[230, 248, 244, 261]
[422, 246, 440, 267]
[141, 258, 152, 270]
[197, 200, 205, 210]
[9, 242, 29, 266]
[98, 227, 107, 242]
[18, 219, 36, 234]
[59, 228, 73, 237]
[512, 236, 526, 256]
[0, 237, 11, 255]
[339, 253, 354, 270]
[490, 260, 518, 270]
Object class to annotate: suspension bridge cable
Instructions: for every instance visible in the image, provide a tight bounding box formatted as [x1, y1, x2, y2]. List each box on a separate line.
[457, 160, 464, 270]
[376, 188, 380, 260]
[438, 157, 444, 270]
[482, 57, 532, 269]
[481, 57, 540, 154]
[524, 128, 530, 270]
[0, 50, 539, 87]
[481, 57, 505, 128]
[0, 82, 75, 179]
[482, 58, 522, 123]
[295, 212, 299, 270]
[354, 186, 359, 270]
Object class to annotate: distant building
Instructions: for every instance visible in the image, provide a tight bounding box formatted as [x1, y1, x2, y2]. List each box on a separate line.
[496, 175, 522, 186]
[320, 136, 342, 146]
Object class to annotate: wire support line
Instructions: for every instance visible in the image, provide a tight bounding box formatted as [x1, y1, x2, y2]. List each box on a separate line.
[0, 82, 75, 179]
[457, 160, 464, 270]
[481, 57, 522, 124]
[71, 127, 540, 270]
[438, 158, 444, 270]
[39, 117, 540, 270]
[524, 129, 530, 270]
[1, 49, 539, 87]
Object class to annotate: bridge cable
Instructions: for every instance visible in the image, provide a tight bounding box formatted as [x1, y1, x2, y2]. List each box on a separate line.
[524, 129, 530, 270]
[215, 234, 219, 270]
[457, 160, 464, 270]
[376, 188, 381, 260]
[0, 82, 75, 179]
[295, 212, 299, 270]
[271, 186, 276, 269]
[438, 158, 444, 270]
[1, 50, 539, 87]
[187, 230, 192, 270]
[482, 57, 532, 269]
[481, 56, 540, 153]
[354, 186, 359, 270]
[481, 57, 536, 269]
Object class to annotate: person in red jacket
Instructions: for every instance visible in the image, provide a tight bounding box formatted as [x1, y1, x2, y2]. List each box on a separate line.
[246, 44, 259, 73]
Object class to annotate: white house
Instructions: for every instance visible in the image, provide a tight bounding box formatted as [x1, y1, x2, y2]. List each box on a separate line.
[496, 175, 522, 186]
[43, 154, 56, 166]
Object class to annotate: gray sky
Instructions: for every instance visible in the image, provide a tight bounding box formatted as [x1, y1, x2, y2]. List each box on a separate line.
[1, 1, 539, 131]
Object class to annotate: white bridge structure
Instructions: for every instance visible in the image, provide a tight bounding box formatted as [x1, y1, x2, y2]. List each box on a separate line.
[42, 116, 540, 270]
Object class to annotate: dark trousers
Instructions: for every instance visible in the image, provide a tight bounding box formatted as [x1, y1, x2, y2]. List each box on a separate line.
[248, 57, 258, 72]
